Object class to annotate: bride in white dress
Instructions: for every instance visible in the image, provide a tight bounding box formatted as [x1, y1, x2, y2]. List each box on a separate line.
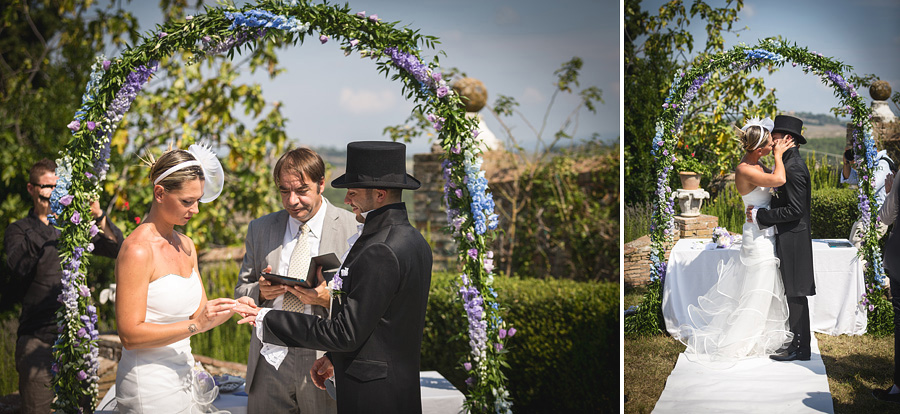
[115, 146, 235, 413]
[677, 118, 795, 364]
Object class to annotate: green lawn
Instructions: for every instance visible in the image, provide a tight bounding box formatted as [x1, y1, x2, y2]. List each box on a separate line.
[624, 286, 898, 414]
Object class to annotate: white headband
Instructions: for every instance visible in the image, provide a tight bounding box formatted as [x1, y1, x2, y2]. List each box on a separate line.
[154, 161, 202, 185]
[742, 117, 774, 150]
[153, 142, 225, 203]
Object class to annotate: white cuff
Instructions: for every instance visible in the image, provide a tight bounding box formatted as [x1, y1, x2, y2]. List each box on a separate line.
[255, 308, 288, 370]
[750, 207, 759, 227]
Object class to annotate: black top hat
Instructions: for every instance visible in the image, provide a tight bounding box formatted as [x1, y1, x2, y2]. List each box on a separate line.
[331, 141, 421, 190]
[772, 115, 806, 145]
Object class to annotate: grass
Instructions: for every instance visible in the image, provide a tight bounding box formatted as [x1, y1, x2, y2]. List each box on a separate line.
[624, 286, 898, 413]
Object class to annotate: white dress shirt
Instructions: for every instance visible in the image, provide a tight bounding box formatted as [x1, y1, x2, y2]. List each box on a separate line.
[272, 199, 327, 315]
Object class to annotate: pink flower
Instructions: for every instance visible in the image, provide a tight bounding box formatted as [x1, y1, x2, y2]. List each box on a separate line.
[662, 103, 668, 108]
[472, 129, 480, 138]
[349, 39, 359, 47]
[494, 343, 503, 351]
[356, 11, 366, 18]
[102, 60, 111, 70]
[86, 121, 96, 131]
[484, 258, 494, 274]
[67, 120, 80, 131]
[463, 362, 472, 371]
[319, 35, 328, 44]
[486, 250, 494, 259]
[158, 32, 167, 38]
[499, 328, 507, 339]
[432, 72, 442, 82]
[507, 327, 516, 337]
[60, 195, 74, 206]
[436, 86, 449, 98]
[368, 14, 378, 22]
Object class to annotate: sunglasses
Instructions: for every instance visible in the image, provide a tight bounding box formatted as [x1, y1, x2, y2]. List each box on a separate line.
[31, 183, 56, 190]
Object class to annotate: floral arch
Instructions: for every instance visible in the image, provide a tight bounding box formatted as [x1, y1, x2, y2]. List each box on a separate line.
[49, 1, 509, 412]
[625, 38, 888, 337]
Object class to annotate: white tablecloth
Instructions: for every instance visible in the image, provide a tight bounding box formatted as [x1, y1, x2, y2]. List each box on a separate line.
[662, 238, 866, 338]
[97, 370, 464, 414]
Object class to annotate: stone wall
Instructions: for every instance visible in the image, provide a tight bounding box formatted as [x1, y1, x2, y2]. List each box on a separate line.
[412, 152, 458, 272]
[624, 214, 719, 288]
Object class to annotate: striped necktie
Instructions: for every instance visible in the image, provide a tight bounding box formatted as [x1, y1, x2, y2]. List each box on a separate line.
[283, 223, 310, 313]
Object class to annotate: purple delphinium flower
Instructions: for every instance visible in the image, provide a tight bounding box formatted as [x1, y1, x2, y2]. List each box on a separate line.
[332, 272, 343, 291]
[319, 35, 328, 44]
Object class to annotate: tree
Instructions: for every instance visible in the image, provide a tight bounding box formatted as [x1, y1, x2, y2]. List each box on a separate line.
[0, 0, 291, 307]
[625, 0, 779, 206]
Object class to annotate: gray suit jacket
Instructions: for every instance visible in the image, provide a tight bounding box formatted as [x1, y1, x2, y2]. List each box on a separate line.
[234, 199, 358, 391]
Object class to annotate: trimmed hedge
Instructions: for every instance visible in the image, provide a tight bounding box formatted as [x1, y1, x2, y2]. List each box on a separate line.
[810, 187, 858, 239]
[185, 266, 620, 413]
[422, 272, 620, 413]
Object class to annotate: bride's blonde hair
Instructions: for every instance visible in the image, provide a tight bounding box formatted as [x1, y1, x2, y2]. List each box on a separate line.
[734, 125, 770, 153]
[140, 145, 204, 192]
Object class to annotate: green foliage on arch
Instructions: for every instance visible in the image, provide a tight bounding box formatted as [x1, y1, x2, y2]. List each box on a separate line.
[625, 38, 888, 337]
[50, 1, 510, 412]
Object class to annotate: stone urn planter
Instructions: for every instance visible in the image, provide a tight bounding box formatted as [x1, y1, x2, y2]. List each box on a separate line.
[678, 171, 702, 190]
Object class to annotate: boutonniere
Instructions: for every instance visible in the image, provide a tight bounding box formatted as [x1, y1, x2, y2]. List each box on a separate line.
[328, 268, 347, 304]
[769, 187, 780, 199]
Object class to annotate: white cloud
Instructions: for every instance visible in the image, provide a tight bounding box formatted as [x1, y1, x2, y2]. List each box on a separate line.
[521, 87, 544, 105]
[338, 87, 397, 115]
[441, 29, 464, 42]
[743, 4, 756, 18]
[494, 5, 520, 25]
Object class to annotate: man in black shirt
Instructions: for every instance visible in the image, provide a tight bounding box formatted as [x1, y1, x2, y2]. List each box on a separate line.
[4, 159, 124, 414]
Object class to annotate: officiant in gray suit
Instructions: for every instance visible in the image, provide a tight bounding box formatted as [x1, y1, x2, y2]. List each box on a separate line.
[234, 147, 358, 413]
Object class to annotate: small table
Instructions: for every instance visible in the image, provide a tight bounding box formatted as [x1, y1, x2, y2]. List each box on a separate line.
[97, 370, 464, 413]
[662, 238, 867, 338]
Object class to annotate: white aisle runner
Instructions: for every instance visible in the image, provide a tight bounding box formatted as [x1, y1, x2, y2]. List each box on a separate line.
[653, 334, 834, 413]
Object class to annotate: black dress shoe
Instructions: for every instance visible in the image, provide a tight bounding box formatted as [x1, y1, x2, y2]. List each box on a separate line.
[873, 387, 900, 404]
[769, 350, 810, 361]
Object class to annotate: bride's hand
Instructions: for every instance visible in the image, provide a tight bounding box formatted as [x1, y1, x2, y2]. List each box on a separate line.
[198, 298, 237, 332]
[773, 137, 793, 157]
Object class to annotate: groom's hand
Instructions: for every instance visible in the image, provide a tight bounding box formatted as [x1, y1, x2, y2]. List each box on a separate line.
[746, 205, 754, 223]
[310, 356, 334, 390]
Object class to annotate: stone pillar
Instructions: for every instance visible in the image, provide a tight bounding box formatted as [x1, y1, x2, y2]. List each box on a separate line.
[413, 151, 457, 271]
[674, 214, 719, 239]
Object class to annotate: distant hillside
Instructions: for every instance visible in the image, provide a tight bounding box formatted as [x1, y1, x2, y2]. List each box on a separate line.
[782, 111, 848, 139]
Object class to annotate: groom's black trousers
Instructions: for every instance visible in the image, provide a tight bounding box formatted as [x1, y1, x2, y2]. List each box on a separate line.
[787, 296, 811, 354]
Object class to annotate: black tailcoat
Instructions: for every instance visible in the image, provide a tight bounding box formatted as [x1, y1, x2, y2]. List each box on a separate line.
[261, 203, 433, 414]
[757, 146, 816, 297]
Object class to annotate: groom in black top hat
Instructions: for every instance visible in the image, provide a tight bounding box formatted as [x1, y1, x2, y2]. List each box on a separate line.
[235, 141, 433, 413]
[748, 115, 816, 361]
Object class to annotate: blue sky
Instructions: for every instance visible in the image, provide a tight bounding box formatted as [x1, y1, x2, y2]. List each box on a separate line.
[124, 0, 618, 155]
[639, 0, 900, 116]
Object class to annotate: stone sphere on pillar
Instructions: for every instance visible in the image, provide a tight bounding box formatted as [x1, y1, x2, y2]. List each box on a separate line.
[870, 80, 891, 101]
[452, 78, 488, 113]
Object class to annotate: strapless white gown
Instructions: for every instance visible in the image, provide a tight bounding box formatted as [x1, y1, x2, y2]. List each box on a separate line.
[115, 270, 223, 413]
[677, 186, 793, 365]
